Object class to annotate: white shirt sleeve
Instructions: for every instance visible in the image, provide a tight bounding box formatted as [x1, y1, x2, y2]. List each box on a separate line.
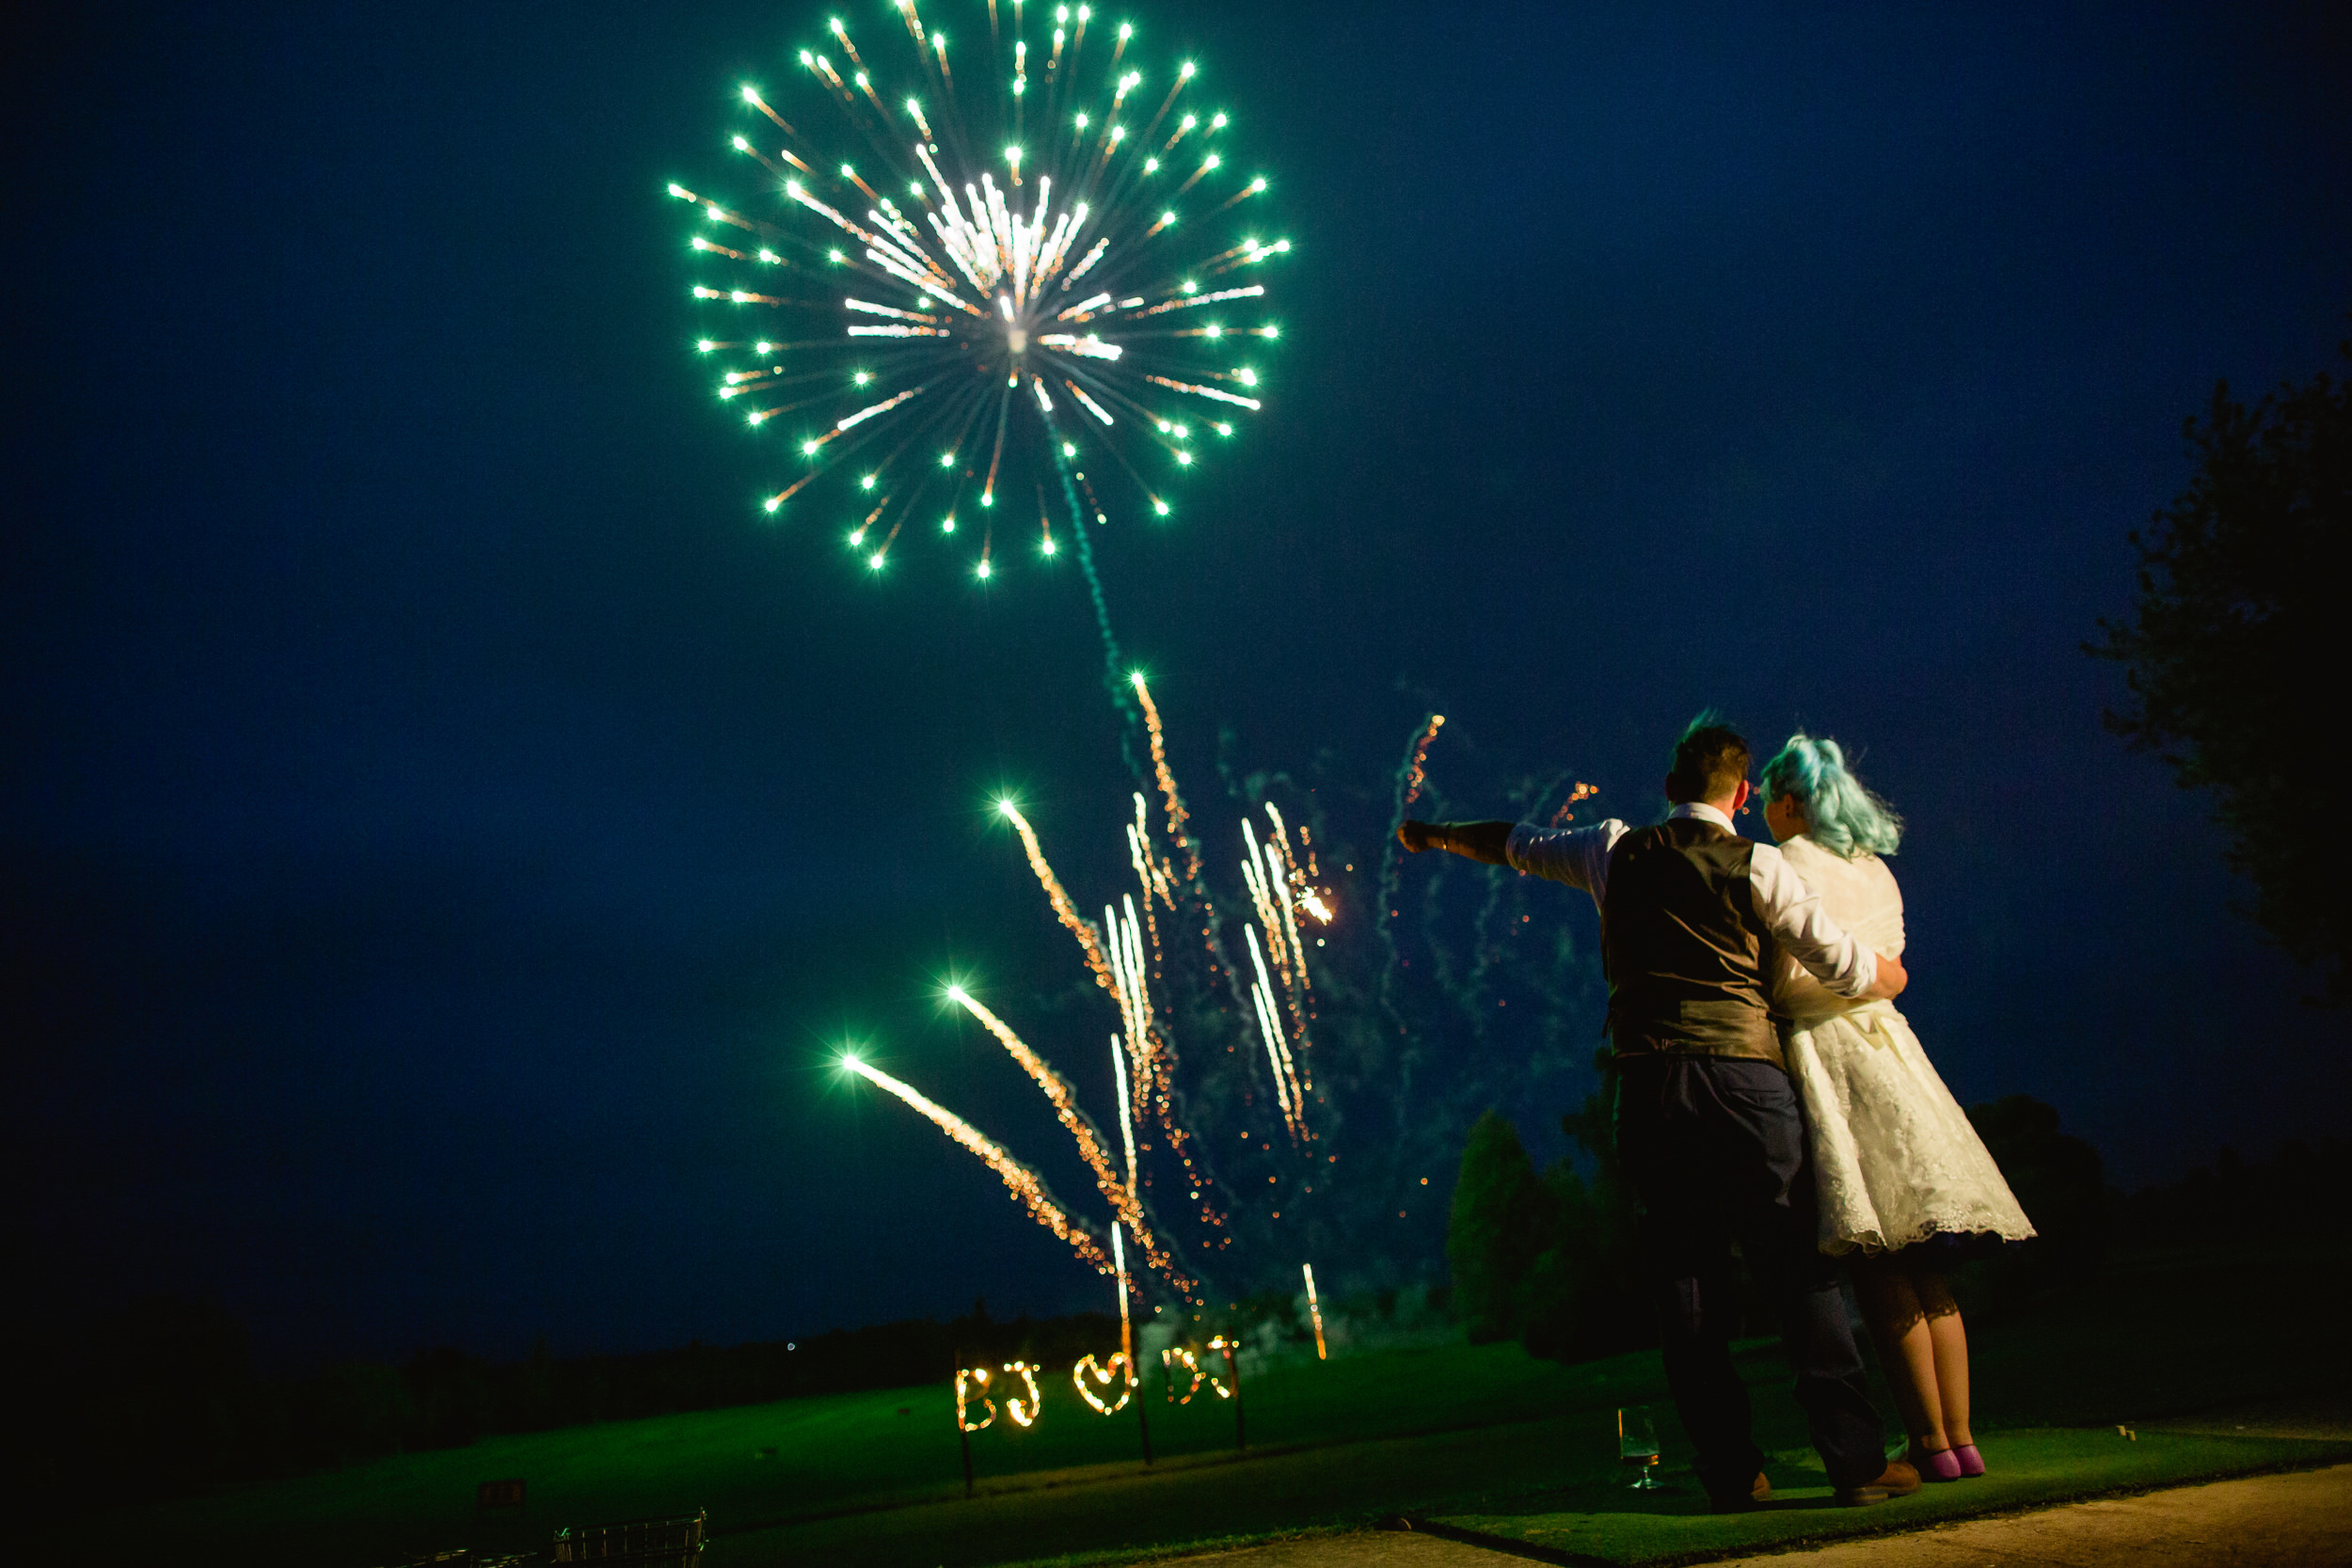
[1748, 842, 1879, 998]
[1504, 820, 1627, 906]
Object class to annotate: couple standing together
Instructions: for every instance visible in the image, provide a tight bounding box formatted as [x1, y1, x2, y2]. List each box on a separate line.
[1401, 718, 2035, 1508]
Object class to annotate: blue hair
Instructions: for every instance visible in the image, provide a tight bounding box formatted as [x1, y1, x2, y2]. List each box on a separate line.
[1759, 733, 1903, 859]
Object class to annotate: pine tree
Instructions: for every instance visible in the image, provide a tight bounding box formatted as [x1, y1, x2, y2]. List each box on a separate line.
[1446, 1112, 1548, 1342]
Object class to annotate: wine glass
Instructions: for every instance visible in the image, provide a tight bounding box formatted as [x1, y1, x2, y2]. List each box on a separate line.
[1617, 1406, 1663, 1490]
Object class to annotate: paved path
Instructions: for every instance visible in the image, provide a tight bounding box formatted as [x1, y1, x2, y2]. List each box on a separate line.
[1169, 1462, 2352, 1568]
[1705, 1462, 2352, 1567]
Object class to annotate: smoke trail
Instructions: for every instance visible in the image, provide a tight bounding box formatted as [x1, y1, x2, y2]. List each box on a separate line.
[1048, 422, 1136, 729]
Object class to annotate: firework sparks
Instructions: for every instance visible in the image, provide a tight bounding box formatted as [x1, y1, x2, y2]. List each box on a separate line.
[946, 985, 1194, 1296]
[1129, 670, 1202, 885]
[1111, 1035, 1141, 1197]
[677, 4, 1286, 578]
[841, 1052, 1108, 1271]
[1112, 1221, 1135, 1364]
[1239, 809, 1315, 1115]
[1303, 1262, 1327, 1359]
[1246, 922, 1305, 1139]
[1549, 780, 1599, 827]
[996, 799, 1116, 992]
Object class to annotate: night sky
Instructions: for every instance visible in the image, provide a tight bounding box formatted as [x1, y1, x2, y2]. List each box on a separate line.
[8, 2, 2348, 1373]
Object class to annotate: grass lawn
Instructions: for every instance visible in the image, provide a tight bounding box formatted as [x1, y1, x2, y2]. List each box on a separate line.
[1425, 1428, 2340, 1566]
[49, 1241, 2349, 1566]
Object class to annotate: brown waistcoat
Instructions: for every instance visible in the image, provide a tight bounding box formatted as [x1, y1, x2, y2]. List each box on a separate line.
[1600, 817, 1784, 1067]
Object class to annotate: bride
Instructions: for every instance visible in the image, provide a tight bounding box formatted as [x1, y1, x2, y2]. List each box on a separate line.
[1760, 734, 2036, 1482]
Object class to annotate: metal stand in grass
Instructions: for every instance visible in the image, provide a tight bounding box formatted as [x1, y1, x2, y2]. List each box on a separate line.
[956, 1355, 990, 1501]
[1217, 1337, 1247, 1454]
[1136, 1376, 1153, 1466]
[958, 1397, 976, 1501]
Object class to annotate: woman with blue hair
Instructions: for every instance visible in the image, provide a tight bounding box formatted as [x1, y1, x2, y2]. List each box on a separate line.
[1761, 733, 2035, 1484]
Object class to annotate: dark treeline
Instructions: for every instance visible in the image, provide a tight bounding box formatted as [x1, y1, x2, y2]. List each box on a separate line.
[14, 1112, 2344, 1513]
[7, 1299, 1120, 1508]
[1446, 1080, 2351, 1369]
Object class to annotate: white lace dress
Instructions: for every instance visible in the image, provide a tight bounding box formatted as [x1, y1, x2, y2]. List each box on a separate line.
[1773, 836, 2036, 1257]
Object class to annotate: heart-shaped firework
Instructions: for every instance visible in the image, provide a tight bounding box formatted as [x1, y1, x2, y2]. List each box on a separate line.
[1072, 1352, 1136, 1414]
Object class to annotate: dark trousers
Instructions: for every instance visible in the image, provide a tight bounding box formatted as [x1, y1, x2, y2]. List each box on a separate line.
[1614, 1054, 1884, 1494]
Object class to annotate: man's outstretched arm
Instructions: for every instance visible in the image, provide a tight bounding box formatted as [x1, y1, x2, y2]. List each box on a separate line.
[1397, 820, 1515, 864]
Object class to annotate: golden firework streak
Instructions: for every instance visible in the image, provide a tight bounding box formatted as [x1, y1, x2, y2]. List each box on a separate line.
[1129, 673, 1202, 885]
[947, 988, 1197, 1298]
[841, 1053, 1108, 1272]
[998, 800, 1117, 993]
[1304, 1263, 1328, 1360]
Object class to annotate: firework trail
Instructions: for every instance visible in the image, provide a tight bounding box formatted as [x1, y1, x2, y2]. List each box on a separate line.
[1110, 1033, 1141, 1195]
[1376, 710, 1449, 1041]
[1127, 671, 1253, 1024]
[1243, 809, 1316, 1032]
[1238, 807, 1316, 1128]
[1399, 713, 1446, 811]
[991, 779, 1226, 1243]
[675, 2, 1287, 585]
[1550, 780, 1599, 827]
[1245, 922, 1305, 1139]
[995, 799, 1116, 992]
[1129, 671, 1202, 886]
[842, 1052, 1108, 1271]
[946, 985, 1196, 1296]
[1103, 895, 1157, 1104]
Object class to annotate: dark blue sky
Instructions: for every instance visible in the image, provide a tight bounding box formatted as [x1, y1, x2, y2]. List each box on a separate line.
[8, 1, 2348, 1371]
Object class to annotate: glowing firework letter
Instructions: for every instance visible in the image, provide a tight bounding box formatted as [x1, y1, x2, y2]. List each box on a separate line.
[1161, 1346, 1205, 1404]
[677, 11, 1286, 569]
[956, 1365, 997, 1431]
[1161, 1344, 1232, 1405]
[1072, 1353, 1136, 1414]
[1001, 1361, 1044, 1427]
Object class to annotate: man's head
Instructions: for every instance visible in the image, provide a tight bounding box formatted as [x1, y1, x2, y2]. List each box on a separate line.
[1664, 713, 1752, 813]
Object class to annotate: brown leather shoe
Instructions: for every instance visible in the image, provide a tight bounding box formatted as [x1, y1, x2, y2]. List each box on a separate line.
[1835, 1459, 1922, 1506]
[1709, 1471, 1773, 1513]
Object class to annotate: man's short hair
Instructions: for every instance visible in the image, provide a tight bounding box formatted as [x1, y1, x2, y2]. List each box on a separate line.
[1666, 712, 1750, 803]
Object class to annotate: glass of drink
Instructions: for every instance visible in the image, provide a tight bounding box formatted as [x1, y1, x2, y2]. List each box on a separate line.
[1618, 1406, 1663, 1490]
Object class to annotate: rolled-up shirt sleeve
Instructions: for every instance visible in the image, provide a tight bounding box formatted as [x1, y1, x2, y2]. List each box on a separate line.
[1505, 820, 1626, 902]
[1749, 843, 1878, 998]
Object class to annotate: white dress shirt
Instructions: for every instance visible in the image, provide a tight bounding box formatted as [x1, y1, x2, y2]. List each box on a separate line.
[1504, 802, 1879, 999]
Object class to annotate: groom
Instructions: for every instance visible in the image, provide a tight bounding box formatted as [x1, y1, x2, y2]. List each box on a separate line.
[1400, 716, 1920, 1507]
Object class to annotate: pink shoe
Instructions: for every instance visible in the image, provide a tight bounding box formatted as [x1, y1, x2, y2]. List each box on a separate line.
[1951, 1444, 1985, 1478]
[1910, 1446, 1964, 1481]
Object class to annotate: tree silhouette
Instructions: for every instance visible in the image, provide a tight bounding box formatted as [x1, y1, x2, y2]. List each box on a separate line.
[2092, 331, 2351, 1002]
